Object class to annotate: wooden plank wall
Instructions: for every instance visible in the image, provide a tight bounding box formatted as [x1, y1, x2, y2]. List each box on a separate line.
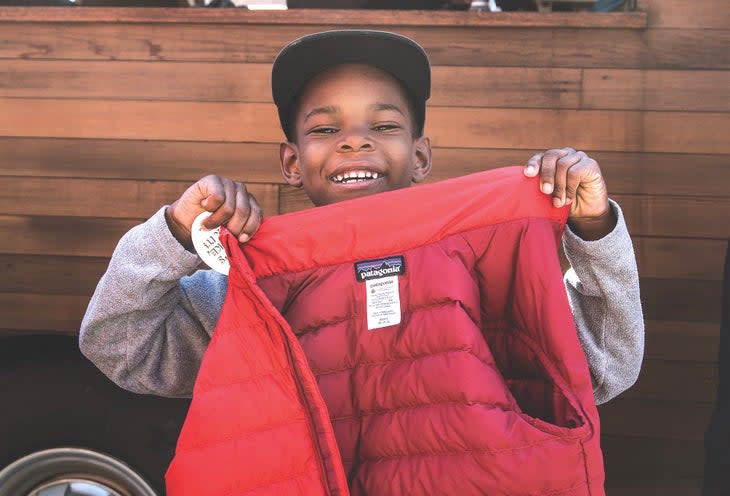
[0, 3, 728, 493]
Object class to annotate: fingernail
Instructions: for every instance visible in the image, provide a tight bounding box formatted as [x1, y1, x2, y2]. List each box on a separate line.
[525, 165, 535, 175]
[542, 183, 553, 194]
[565, 198, 572, 205]
[553, 197, 562, 208]
[239, 233, 250, 243]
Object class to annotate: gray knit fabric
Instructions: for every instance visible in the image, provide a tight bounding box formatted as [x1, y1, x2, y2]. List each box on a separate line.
[79, 200, 644, 405]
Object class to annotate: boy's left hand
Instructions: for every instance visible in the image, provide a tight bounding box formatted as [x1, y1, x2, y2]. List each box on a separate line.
[524, 147, 617, 241]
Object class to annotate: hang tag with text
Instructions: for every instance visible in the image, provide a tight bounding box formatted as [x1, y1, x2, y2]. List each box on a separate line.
[191, 212, 230, 275]
[355, 256, 405, 330]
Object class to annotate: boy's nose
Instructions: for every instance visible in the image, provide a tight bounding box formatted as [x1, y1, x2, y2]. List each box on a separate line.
[337, 129, 373, 152]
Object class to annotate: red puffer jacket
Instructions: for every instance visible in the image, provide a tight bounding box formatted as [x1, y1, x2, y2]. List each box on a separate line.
[166, 167, 605, 496]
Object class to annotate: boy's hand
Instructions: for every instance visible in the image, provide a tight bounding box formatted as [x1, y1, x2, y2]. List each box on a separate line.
[165, 175, 262, 250]
[524, 148, 617, 241]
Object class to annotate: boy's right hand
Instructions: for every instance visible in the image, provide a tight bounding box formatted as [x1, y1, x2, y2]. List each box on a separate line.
[165, 175, 263, 251]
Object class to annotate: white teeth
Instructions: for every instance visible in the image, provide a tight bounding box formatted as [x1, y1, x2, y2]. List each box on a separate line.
[332, 170, 382, 183]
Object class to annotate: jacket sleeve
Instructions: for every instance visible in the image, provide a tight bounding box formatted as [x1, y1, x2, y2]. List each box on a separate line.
[562, 199, 645, 405]
[79, 207, 227, 398]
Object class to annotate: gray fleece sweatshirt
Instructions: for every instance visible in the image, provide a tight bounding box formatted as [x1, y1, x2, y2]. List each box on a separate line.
[79, 200, 644, 405]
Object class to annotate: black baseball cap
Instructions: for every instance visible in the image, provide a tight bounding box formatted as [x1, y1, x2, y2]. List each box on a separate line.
[271, 29, 431, 140]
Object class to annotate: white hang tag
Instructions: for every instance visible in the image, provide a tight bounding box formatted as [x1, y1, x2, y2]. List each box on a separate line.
[191, 211, 230, 275]
[365, 276, 401, 330]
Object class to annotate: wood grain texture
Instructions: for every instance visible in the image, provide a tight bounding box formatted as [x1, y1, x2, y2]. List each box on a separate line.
[0, 138, 283, 183]
[589, 151, 730, 197]
[0, 177, 280, 219]
[1, 98, 726, 154]
[1, 21, 726, 70]
[634, 237, 727, 281]
[3, 139, 728, 198]
[602, 436, 704, 478]
[0, 61, 582, 109]
[618, 195, 730, 240]
[640, 278, 722, 323]
[643, 29, 730, 70]
[412, 149, 730, 196]
[0, 23, 311, 63]
[0, 99, 282, 142]
[600, 397, 713, 441]
[644, 320, 720, 362]
[644, 111, 730, 154]
[425, 107, 644, 151]
[623, 359, 718, 404]
[1, 23, 726, 69]
[0, 215, 140, 257]
[431, 66, 582, 108]
[0, 293, 89, 334]
[279, 185, 312, 214]
[638, 0, 730, 29]
[2, 99, 676, 152]
[0, 24, 647, 68]
[0, 7, 648, 28]
[0, 254, 108, 296]
[582, 69, 730, 112]
[604, 479, 702, 496]
[0, 60, 272, 102]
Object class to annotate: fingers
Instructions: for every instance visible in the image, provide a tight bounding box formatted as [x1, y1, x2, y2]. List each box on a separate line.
[550, 149, 581, 208]
[200, 179, 262, 244]
[202, 177, 237, 229]
[238, 195, 263, 243]
[524, 152, 543, 177]
[528, 148, 600, 208]
[538, 147, 575, 199]
[167, 175, 265, 249]
[221, 184, 263, 243]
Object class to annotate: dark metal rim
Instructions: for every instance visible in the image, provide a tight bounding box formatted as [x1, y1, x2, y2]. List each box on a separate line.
[0, 447, 157, 496]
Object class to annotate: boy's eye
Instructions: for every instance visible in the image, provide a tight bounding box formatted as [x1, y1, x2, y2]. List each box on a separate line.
[309, 126, 338, 135]
[373, 124, 400, 132]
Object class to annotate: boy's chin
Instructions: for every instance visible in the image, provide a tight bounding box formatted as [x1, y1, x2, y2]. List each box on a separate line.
[311, 180, 409, 206]
[332, 179, 412, 202]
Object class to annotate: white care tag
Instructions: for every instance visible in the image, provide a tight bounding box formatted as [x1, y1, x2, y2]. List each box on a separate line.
[365, 276, 402, 330]
[191, 212, 230, 275]
[355, 256, 405, 330]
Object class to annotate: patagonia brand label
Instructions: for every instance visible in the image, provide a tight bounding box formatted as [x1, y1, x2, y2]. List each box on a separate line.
[355, 256, 405, 330]
[354, 256, 405, 282]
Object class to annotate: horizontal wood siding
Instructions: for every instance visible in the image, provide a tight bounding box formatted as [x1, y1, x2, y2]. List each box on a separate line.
[0, 3, 727, 494]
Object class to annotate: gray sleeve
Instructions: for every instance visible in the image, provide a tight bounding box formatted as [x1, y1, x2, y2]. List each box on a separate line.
[79, 207, 227, 398]
[562, 200, 645, 405]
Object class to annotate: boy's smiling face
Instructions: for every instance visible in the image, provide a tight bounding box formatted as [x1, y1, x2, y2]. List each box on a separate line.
[279, 64, 432, 207]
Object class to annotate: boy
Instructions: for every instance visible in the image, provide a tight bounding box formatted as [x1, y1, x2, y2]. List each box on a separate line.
[80, 30, 643, 493]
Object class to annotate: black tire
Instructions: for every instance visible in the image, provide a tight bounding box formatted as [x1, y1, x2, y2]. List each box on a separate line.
[0, 447, 157, 496]
[0, 335, 191, 495]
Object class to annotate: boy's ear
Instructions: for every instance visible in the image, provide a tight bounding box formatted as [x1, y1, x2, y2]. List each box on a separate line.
[279, 141, 303, 187]
[411, 136, 432, 183]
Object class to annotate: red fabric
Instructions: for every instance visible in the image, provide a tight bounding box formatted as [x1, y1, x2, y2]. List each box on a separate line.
[166, 167, 605, 495]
